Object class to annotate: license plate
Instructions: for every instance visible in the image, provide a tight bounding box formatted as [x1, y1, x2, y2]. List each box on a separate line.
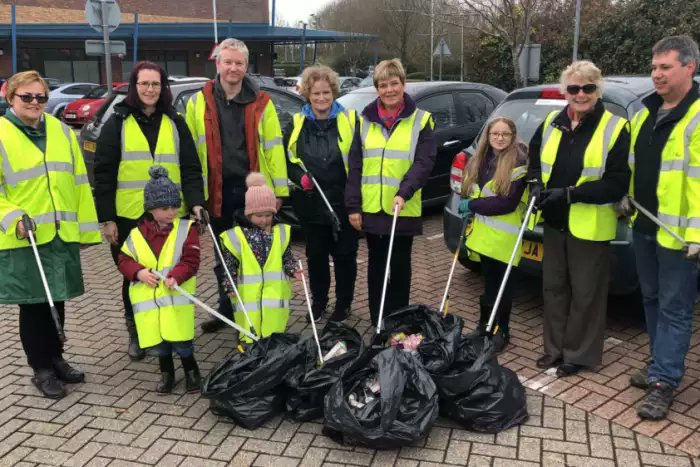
[521, 240, 543, 262]
[83, 140, 96, 152]
[64, 113, 76, 119]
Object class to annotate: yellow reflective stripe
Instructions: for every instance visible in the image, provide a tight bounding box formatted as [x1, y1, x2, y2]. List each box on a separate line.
[361, 175, 401, 188]
[0, 209, 24, 232]
[474, 213, 520, 235]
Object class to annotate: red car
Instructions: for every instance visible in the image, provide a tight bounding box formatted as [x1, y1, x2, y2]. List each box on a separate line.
[62, 82, 127, 127]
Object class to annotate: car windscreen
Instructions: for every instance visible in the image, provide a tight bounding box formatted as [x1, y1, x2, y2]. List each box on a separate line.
[95, 94, 126, 124]
[489, 99, 568, 144]
[336, 91, 377, 112]
[83, 86, 108, 99]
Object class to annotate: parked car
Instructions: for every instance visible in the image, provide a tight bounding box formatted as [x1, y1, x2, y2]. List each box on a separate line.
[338, 81, 507, 205]
[338, 76, 362, 96]
[359, 75, 373, 88]
[442, 76, 656, 296]
[62, 82, 127, 127]
[46, 82, 100, 117]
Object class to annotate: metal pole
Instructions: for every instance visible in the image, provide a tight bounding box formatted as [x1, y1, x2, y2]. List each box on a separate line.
[299, 23, 307, 76]
[429, 0, 434, 81]
[271, 0, 276, 26]
[101, 0, 113, 97]
[572, 0, 581, 62]
[133, 13, 139, 65]
[313, 42, 317, 65]
[523, 12, 531, 87]
[213, 0, 218, 43]
[11, 3, 16, 74]
[439, 46, 443, 81]
[460, 18, 464, 82]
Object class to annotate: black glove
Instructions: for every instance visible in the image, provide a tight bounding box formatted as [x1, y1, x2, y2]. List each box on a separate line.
[537, 187, 570, 210]
[527, 181, 544, 204]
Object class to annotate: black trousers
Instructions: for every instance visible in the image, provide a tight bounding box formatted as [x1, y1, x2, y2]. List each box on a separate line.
[366, 233, 414, 327]
[109, 217, 139, 319]
[480, 255, 513, 333]
[19, 302, 65, 371]
[302, 222, 358, 309]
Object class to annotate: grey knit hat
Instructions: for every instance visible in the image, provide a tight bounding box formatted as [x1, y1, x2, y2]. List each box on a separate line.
[143, 165, 181, 211]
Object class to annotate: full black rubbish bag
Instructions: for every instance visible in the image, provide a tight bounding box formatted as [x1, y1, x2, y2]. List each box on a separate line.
[323, 346, 439, 449]
[375, 304, 463, 374]
[201, 333, 307, 430]
[433, 332, 529, 432]
[286, 321, 366, 422]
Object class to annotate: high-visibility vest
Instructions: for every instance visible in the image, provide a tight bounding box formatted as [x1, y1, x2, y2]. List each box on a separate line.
[359, 109, 433, 217]
[540, 109, 627, 241]
[465, 165, 528, 265]
[121, 219, 196, 348]
[0, 114, 100, 250]
[629, 100, 700, 249]
[185, 90, 289, 198]
[220, 224, 292, 343]
[286, 110, 356, 172]
[116, 114, 185, 219]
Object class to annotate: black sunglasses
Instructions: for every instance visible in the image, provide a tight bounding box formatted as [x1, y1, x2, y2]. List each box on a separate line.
[16, 93, 49, 104]
[566, 84, 597, 95]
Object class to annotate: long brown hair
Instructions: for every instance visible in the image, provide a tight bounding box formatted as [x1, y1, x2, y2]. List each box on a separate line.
[461, 117, 525, 197]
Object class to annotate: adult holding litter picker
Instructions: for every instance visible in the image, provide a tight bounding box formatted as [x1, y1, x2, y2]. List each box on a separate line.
[0, 70, 101, 399]
[527, 60, 631, 378]
[345, 58, 437, 328]
[456, 117, 528, 353]
[285, 65, 359, 323]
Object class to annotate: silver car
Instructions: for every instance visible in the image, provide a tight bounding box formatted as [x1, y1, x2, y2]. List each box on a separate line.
[46, 82, 100, 117]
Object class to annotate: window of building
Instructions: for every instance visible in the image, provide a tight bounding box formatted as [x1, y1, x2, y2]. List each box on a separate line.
[125, 51, 189, 79]
[20, 48, 100, 84]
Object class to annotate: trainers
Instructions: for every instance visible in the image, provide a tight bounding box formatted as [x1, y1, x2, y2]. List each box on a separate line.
[630, 366, 649, 390]
[637, 381, 673, 420]
[328, 304, 351, 322]
[306, 303, 326, 323]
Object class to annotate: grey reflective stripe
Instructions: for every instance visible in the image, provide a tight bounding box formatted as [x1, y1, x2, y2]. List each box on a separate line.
[407, 109, 426, 164]
[657, 212, 685, 228]
[684, 112, 700, 171]
[382, 149, 412, 161]
[278, 225, 287, 247]
[0, 209, 24, 232]
[540, 117, 557, 149]
[172, 118, 180, 160]
[361, 175, 401, 188]
[628, 152, 635, 165]
[122, 151, 152, 161]
[197, 134, 206, 145]
[0, 185, 5, 196]
[481, 186, 496, 197]
[511, 166, 527, 180]
[271, 177, 287, 188]
[360, 117, 372, 159]
[202, 175, 208, 186]
[595, 115, 622, 178]
[171, 219, 190, 266]
[75, 174, 89, 185]
[238, 298, 290, 312]
[125, 236, 138, 262]
[364, 148, 384, 158]
[4, 162, 74, 186]
[540, 162, 553, 173]
[263, 136, 282, 150]
[34, 211, 77, 224]
[341, 151, 349, 168]
[80, 221, 99, 232]
[226, 230, 241, 255]
[475, 214, 520, 235]
[580, 167, 602, 177]
[154, 154, 179, 164]
[118, 180, 181, 190]
[239, 271, 287, 285]
[688, 166, 700, 177]
[689, 218, 700, 229]
[660, 159, 685, 172]
[60, 122, 76, 169]
[132, 295, 192, 314]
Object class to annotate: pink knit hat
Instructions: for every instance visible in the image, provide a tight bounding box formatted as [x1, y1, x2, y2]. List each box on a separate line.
[244, 172, 277, 216]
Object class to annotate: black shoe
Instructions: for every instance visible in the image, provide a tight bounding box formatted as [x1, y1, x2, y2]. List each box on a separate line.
[156, 356, 175, 393]
[630, 366, 649, 390]
[556, 363, 585, 377]
[536, 354, 561, 369]
[125, 317, 145, 361]
[31, 369, 66, 399]
[328, 304, 351, 322]
[306, 303, 326, 323]
[637, 381, 673, 420]
[491, 330, 510, 354]
[51, 358, 85, 384]
[180, 355, 201, 393]
[201, 317, 227, 333]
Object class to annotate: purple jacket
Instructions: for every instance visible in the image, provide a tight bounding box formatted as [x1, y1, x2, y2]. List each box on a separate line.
[468, 145, 528, 216]
[344, 93, 437, 236]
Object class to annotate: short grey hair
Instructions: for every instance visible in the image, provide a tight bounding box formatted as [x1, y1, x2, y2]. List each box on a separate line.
[214, 38, 249, 62]
[652, 35, 700, 70]
[560, 60, 604, 99]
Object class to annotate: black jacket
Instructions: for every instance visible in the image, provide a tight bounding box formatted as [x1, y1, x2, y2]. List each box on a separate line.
[527, 100, 631, 231]
[284, 115, 348, 225]
[94, 101, 205, 222]
[633, 81, 700, 234]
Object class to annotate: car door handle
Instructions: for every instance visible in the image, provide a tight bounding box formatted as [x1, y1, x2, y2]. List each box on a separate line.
[443, 140, 461, 147]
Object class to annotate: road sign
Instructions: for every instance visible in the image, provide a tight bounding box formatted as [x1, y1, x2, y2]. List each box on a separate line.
[518, 44, 541, 82]
[85, 0, 120, 34]
[85, 40, 126, 56]
[433, 38, 452, 57]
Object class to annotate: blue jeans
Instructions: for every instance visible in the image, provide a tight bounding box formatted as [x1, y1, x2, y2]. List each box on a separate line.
[150, 340, 194, 358]
[633, 231, 698, 389]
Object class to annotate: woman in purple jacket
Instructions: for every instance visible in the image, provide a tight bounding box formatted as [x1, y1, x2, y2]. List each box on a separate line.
[345, 59, 437, 328]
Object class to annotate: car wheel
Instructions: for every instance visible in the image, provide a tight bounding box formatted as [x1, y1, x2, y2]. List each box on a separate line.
[54, 106, 65, 118]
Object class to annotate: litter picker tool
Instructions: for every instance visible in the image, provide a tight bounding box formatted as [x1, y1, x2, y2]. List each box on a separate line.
[629, 198, 687, 247]
[376, 204, 400, 334]
[150, 269, 259, 342]
[439, 213, 472, 317]
[200, 210, 258, 338]
[486, 197, 536, 334]
[21, 214, 66, 343]
[304, 169, 342, 240]
[298, 260, 324, 367]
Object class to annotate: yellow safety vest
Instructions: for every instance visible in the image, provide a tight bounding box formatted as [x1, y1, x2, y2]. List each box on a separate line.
[0, 114, 100, 250]
[286, 110, 357, 172]
[117, 114, 186, 219]
[540, 109, 627, 241]
[220, 224, 292, 343]
[121, 219, 196, 348]
[359, 109, 433, 217]
[185, 90, 289, 199]
[465, 165, 528, 265]
[629, 100, 700, 249]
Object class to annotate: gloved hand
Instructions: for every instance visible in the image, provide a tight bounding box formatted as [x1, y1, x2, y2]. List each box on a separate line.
[527, 181, 544, 204]
[458, 199, 471, 218]
[300, 174, 314, 191]
[685, 243, 700, 261]
[537, 187, 570, 210]
[614, 195, 635, 218]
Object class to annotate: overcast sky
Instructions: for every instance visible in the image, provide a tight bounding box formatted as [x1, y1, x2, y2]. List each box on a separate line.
[271, 0, 334, 26]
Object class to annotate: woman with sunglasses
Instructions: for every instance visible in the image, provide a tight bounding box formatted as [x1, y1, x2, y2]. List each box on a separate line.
[0, 71, 101, 399]
[526, 60, 630, 377]
[94, 61, 204, 361]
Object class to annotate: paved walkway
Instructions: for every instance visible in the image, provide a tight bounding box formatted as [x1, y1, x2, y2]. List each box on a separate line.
[0, 213, 698, 466]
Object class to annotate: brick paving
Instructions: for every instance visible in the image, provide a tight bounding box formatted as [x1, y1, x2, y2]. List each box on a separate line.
[0, 211, 698, 465]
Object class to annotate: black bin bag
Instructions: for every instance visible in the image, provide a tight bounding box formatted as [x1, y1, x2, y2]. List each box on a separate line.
[201, 333, 307, 430]
[374, 304, 463, 374]
[323, 346, 439, 449]
[434, 333, 529, 432]
[286, 322, 366, 422]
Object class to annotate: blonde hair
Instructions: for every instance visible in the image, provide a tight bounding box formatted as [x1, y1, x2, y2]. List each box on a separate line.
[300, 65, 340, 99]
[214, 38, 249, 63]
[461, 118, 526, 197]
[373, 58, 406, 88]
[6, 70, 48, 103]
[560, 60, 604, 98]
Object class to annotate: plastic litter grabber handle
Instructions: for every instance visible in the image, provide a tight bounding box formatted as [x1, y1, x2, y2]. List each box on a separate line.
[298, 260, 324, 366]
[376, 204, 400, 334]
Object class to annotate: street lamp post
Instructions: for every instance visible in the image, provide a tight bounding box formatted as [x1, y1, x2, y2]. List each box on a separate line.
[299, 21, 308, 76]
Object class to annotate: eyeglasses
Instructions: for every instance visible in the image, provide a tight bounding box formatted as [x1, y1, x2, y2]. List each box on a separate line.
[489, 131, 513, 139]
[136, 81, 162, 89]
[566, 84, 597, 95]
[15, 94, 48, 104]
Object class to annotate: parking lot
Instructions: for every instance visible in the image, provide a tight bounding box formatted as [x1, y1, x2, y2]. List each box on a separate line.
[0, 211, 698, 466]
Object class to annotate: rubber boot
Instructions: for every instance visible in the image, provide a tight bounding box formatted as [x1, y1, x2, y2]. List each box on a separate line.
[181, 355, 201, 393]
[491, 300, 512, 354]
[125, 316, 145, 361]
[156, 355, 175, 394]
[477, 296, 491, 336]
